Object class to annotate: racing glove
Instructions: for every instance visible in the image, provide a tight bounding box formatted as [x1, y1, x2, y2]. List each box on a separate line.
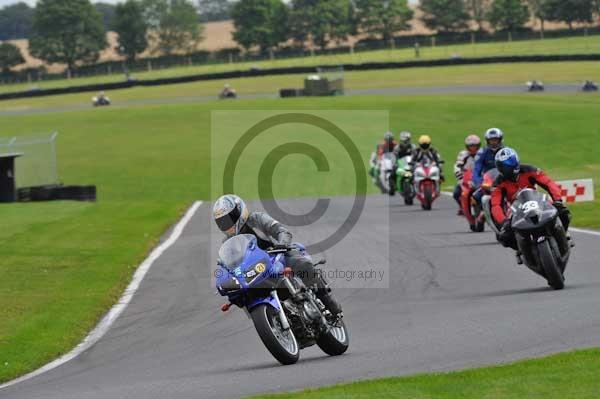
[553, 201, 572, 229]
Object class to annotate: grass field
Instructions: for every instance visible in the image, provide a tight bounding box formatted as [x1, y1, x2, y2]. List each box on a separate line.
[249, 348, 600, 399]
[2, 61, 600, 111]
[1, 90, 599, 384]
[2, 35, 600, 94]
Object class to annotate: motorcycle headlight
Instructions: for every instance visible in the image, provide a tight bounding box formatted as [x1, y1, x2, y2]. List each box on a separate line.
[414, 169, 426, 179]
[429, 169, 440, 179]
[244, 262, 267, 285]
[218, 276, 241, 295]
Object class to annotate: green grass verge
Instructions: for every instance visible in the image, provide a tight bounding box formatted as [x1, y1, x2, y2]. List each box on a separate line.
[2, 61, 600, 111]
[248, 348, 600, 399]
[2, 35, 600, 93]
[1, 92, 599, 383]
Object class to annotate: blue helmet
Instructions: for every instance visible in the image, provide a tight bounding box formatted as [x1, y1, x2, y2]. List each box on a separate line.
[495, 147, 520, 181]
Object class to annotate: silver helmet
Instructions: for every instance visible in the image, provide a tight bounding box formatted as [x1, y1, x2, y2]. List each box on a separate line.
[213, 194, 249, 237]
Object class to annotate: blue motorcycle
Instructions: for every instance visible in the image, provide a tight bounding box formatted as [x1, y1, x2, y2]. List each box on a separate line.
[216, 234, 349, 365]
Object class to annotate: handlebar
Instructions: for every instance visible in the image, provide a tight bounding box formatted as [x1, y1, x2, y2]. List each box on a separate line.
[266, 246, 293, 254]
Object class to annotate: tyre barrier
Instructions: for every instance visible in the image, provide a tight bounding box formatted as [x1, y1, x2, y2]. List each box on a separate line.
[17, 185, 97, 202]
[2, 54, 600, 102]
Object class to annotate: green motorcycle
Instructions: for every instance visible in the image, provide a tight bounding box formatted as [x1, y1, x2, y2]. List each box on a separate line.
[396, 155, 415, 206]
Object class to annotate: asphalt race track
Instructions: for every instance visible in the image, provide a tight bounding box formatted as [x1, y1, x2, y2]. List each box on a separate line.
[2, 195, 600, 399]
[0, 84, 591, 116]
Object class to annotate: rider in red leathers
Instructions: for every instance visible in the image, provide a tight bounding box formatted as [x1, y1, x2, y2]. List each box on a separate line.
[453, 134, 481, 215]
[491, 148, 571, 260]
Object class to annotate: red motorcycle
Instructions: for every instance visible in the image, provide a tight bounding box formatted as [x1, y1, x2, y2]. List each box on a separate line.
[461, 169, 499, 232]
[413, 160, 442, 211]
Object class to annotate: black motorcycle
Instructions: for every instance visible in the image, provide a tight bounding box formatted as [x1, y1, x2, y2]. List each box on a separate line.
[527, 80, 545, 92]
[511, 189, 571, 290]
[219, 90, 237, 100]
[582, 80, 598, 92]
[92, 96, 111, 107]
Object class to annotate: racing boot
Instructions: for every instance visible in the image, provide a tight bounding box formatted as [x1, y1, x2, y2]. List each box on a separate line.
[566, 232, 575, 248]
[314, 276, 342, 317]
[515, 251, 524, 265]
[317, 288, 343, 317]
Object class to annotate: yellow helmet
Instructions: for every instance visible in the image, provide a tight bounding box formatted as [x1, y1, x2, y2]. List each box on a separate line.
[418, 135, 432, 149]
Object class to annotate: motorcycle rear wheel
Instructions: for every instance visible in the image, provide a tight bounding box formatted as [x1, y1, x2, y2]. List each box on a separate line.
[317, 319, 350, 356]
[250, 304, 300, 365]
[537, 239, 565, 290]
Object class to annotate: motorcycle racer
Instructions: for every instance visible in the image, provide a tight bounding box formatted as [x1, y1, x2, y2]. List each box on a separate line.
[370, 131, 398, 186]
[491, 148, 571, 258]
[411, 135, 444, 181]
[213, 195, 342, 316]
[472, 128, 505, 189]
[394, 131, 415, 159]
[453, 134, 481, 214]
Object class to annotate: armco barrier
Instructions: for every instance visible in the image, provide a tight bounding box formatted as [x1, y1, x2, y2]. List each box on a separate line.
[2, 54, 600, 101]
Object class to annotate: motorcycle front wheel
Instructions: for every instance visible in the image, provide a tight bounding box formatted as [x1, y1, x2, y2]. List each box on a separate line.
[422, 185, 433, 210]
[537, 239, 565, 290]
[388, 175, 396, 196]
[402, 180, 414, 205]
[250, 304, 300, 365]
[470, 204, 485, 232]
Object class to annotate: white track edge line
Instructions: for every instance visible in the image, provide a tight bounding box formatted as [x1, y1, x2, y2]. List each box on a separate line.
[0, 200, 203, 390]
[441, 191, 600, 236]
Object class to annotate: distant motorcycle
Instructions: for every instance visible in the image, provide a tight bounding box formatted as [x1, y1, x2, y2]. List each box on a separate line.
[510, 189, 571, 290]
[216, 234, 349, 365]
[413, 159, 441, 210]
[219, 90, 237, 99]
[396, 155, 415, 205]
[92, 95, 111, 107]
[378, 152, 397, 196]
[527, 80, 545, 92]
[582, 80, 598, 92]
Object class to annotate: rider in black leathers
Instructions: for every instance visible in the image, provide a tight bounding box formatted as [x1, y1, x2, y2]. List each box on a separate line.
[410, 135, 445, 181]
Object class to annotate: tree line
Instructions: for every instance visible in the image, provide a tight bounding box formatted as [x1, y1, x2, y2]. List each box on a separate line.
[0, 0, 233, 40]
[231, 0, 600, 52]
[1, 0, 600, 76]
[0, 0, 204, 76]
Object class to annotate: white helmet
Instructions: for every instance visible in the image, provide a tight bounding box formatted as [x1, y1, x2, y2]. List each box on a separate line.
[213, 194, 249, 237]
[484, 128, 504, 150]
[399, 131, 412, 143]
